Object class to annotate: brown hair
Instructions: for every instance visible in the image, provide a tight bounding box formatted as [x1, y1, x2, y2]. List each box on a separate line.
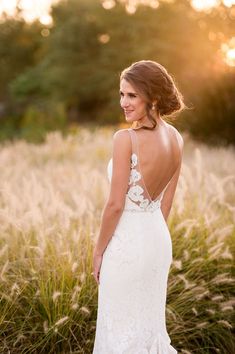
[120, 60, 185, 130]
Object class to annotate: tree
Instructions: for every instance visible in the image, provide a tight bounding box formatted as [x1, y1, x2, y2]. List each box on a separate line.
[1, 0, 234, 143]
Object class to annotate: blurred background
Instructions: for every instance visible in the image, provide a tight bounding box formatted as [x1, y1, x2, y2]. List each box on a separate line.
[0, 2, 234, 353]
[0, 0, 234, 144]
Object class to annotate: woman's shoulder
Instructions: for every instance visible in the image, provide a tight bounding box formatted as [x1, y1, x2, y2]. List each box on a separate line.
[113, 128, 131, 140]
[112, 128, 132, 152]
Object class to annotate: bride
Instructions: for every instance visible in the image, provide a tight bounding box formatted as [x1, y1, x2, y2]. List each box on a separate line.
[92, 60, 185, 353]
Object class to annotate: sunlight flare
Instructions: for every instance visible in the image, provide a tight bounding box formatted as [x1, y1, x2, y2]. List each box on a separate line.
[0, 0, 57, 23]
[221, 37, 235, 67]
[191, 0, 220, 12]
[1, 0, 235, 22]
[0, 0, 16, 16]
[223, 0, 235, 6]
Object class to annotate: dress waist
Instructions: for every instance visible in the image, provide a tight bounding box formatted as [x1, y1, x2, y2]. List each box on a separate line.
[123, 195, 161, 213]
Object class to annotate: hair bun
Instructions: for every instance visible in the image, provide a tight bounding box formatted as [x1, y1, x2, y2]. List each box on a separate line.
[121, 60, 185, 121]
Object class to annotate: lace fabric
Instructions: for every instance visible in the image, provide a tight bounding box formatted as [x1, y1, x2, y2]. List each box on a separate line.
[107, 128, 172, 213]
[127, 151, 162, 212]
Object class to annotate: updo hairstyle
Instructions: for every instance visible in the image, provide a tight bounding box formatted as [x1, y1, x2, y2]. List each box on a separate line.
[120, 60, 185, 130]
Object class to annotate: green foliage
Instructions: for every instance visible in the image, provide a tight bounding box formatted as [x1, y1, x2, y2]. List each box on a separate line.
[18, 102, 67, 142]
[181, 72, 235, 145]
[10, 64, 49, 99]
[0, 18, 42, 100]
[0, 0, 234, 144]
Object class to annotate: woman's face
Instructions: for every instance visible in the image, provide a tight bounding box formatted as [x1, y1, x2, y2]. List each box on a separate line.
[120, 79, 147, 123]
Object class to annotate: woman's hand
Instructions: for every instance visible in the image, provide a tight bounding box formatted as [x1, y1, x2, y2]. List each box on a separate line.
[92, 250, 103, 285]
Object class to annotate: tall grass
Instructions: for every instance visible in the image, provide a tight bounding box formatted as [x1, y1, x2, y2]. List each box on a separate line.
[0, 127, 234, 353]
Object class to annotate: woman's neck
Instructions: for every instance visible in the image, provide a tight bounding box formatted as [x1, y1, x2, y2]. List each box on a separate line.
[132, 115, 162, 130]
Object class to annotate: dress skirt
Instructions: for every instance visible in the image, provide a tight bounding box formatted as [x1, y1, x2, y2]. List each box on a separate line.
[92, 204, 177, 354]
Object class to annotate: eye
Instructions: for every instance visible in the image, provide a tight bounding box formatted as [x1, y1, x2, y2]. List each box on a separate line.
[129, 93, 137, 98]
[119, 92, 124, 97]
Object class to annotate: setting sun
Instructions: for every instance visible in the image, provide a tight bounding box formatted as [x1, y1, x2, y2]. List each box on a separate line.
[221, 37, 235, 67]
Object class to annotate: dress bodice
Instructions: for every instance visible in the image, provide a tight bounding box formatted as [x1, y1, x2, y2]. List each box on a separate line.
[107, 136, 171, 213]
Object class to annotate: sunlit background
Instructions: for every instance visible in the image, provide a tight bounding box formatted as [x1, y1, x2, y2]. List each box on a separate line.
[0, 0, 234, 66]
[0, 0, 234, 144]
[0, 1, 234, 353]
[0, 0, 56, 24]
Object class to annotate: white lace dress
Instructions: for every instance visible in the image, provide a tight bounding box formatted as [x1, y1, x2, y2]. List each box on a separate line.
[92, 128, 177, 354]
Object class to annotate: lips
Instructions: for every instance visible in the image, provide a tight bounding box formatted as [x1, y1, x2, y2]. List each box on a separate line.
[124, 110, 134, 114]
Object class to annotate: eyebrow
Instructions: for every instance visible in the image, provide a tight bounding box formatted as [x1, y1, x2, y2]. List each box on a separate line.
[119, 90, 138, 95]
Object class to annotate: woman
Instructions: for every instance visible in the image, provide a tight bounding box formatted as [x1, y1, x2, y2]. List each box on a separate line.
[92, 60, 185, 353]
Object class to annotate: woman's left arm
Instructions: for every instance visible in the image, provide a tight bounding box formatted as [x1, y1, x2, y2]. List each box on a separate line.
[93, 129, 131, 283]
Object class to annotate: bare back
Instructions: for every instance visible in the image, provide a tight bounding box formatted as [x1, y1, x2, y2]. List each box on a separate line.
[127, 120, 183, 204]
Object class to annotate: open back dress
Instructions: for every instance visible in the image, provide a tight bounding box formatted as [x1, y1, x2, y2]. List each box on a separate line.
[92, 126, 180, 354]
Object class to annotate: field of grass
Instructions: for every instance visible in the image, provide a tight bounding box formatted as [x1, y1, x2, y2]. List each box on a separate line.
[0, 127, 234, 353]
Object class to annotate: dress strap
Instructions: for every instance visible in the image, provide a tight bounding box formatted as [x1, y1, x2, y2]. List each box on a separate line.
[128, 128, 138, 156]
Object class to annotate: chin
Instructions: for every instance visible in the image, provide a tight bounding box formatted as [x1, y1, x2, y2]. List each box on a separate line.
[125, 116, 136, 122]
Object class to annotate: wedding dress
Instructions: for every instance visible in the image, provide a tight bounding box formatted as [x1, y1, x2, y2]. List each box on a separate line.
[92, 127, 178, 354]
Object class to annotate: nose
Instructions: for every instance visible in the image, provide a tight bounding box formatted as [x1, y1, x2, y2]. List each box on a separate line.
[120, 95, 130, 109]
